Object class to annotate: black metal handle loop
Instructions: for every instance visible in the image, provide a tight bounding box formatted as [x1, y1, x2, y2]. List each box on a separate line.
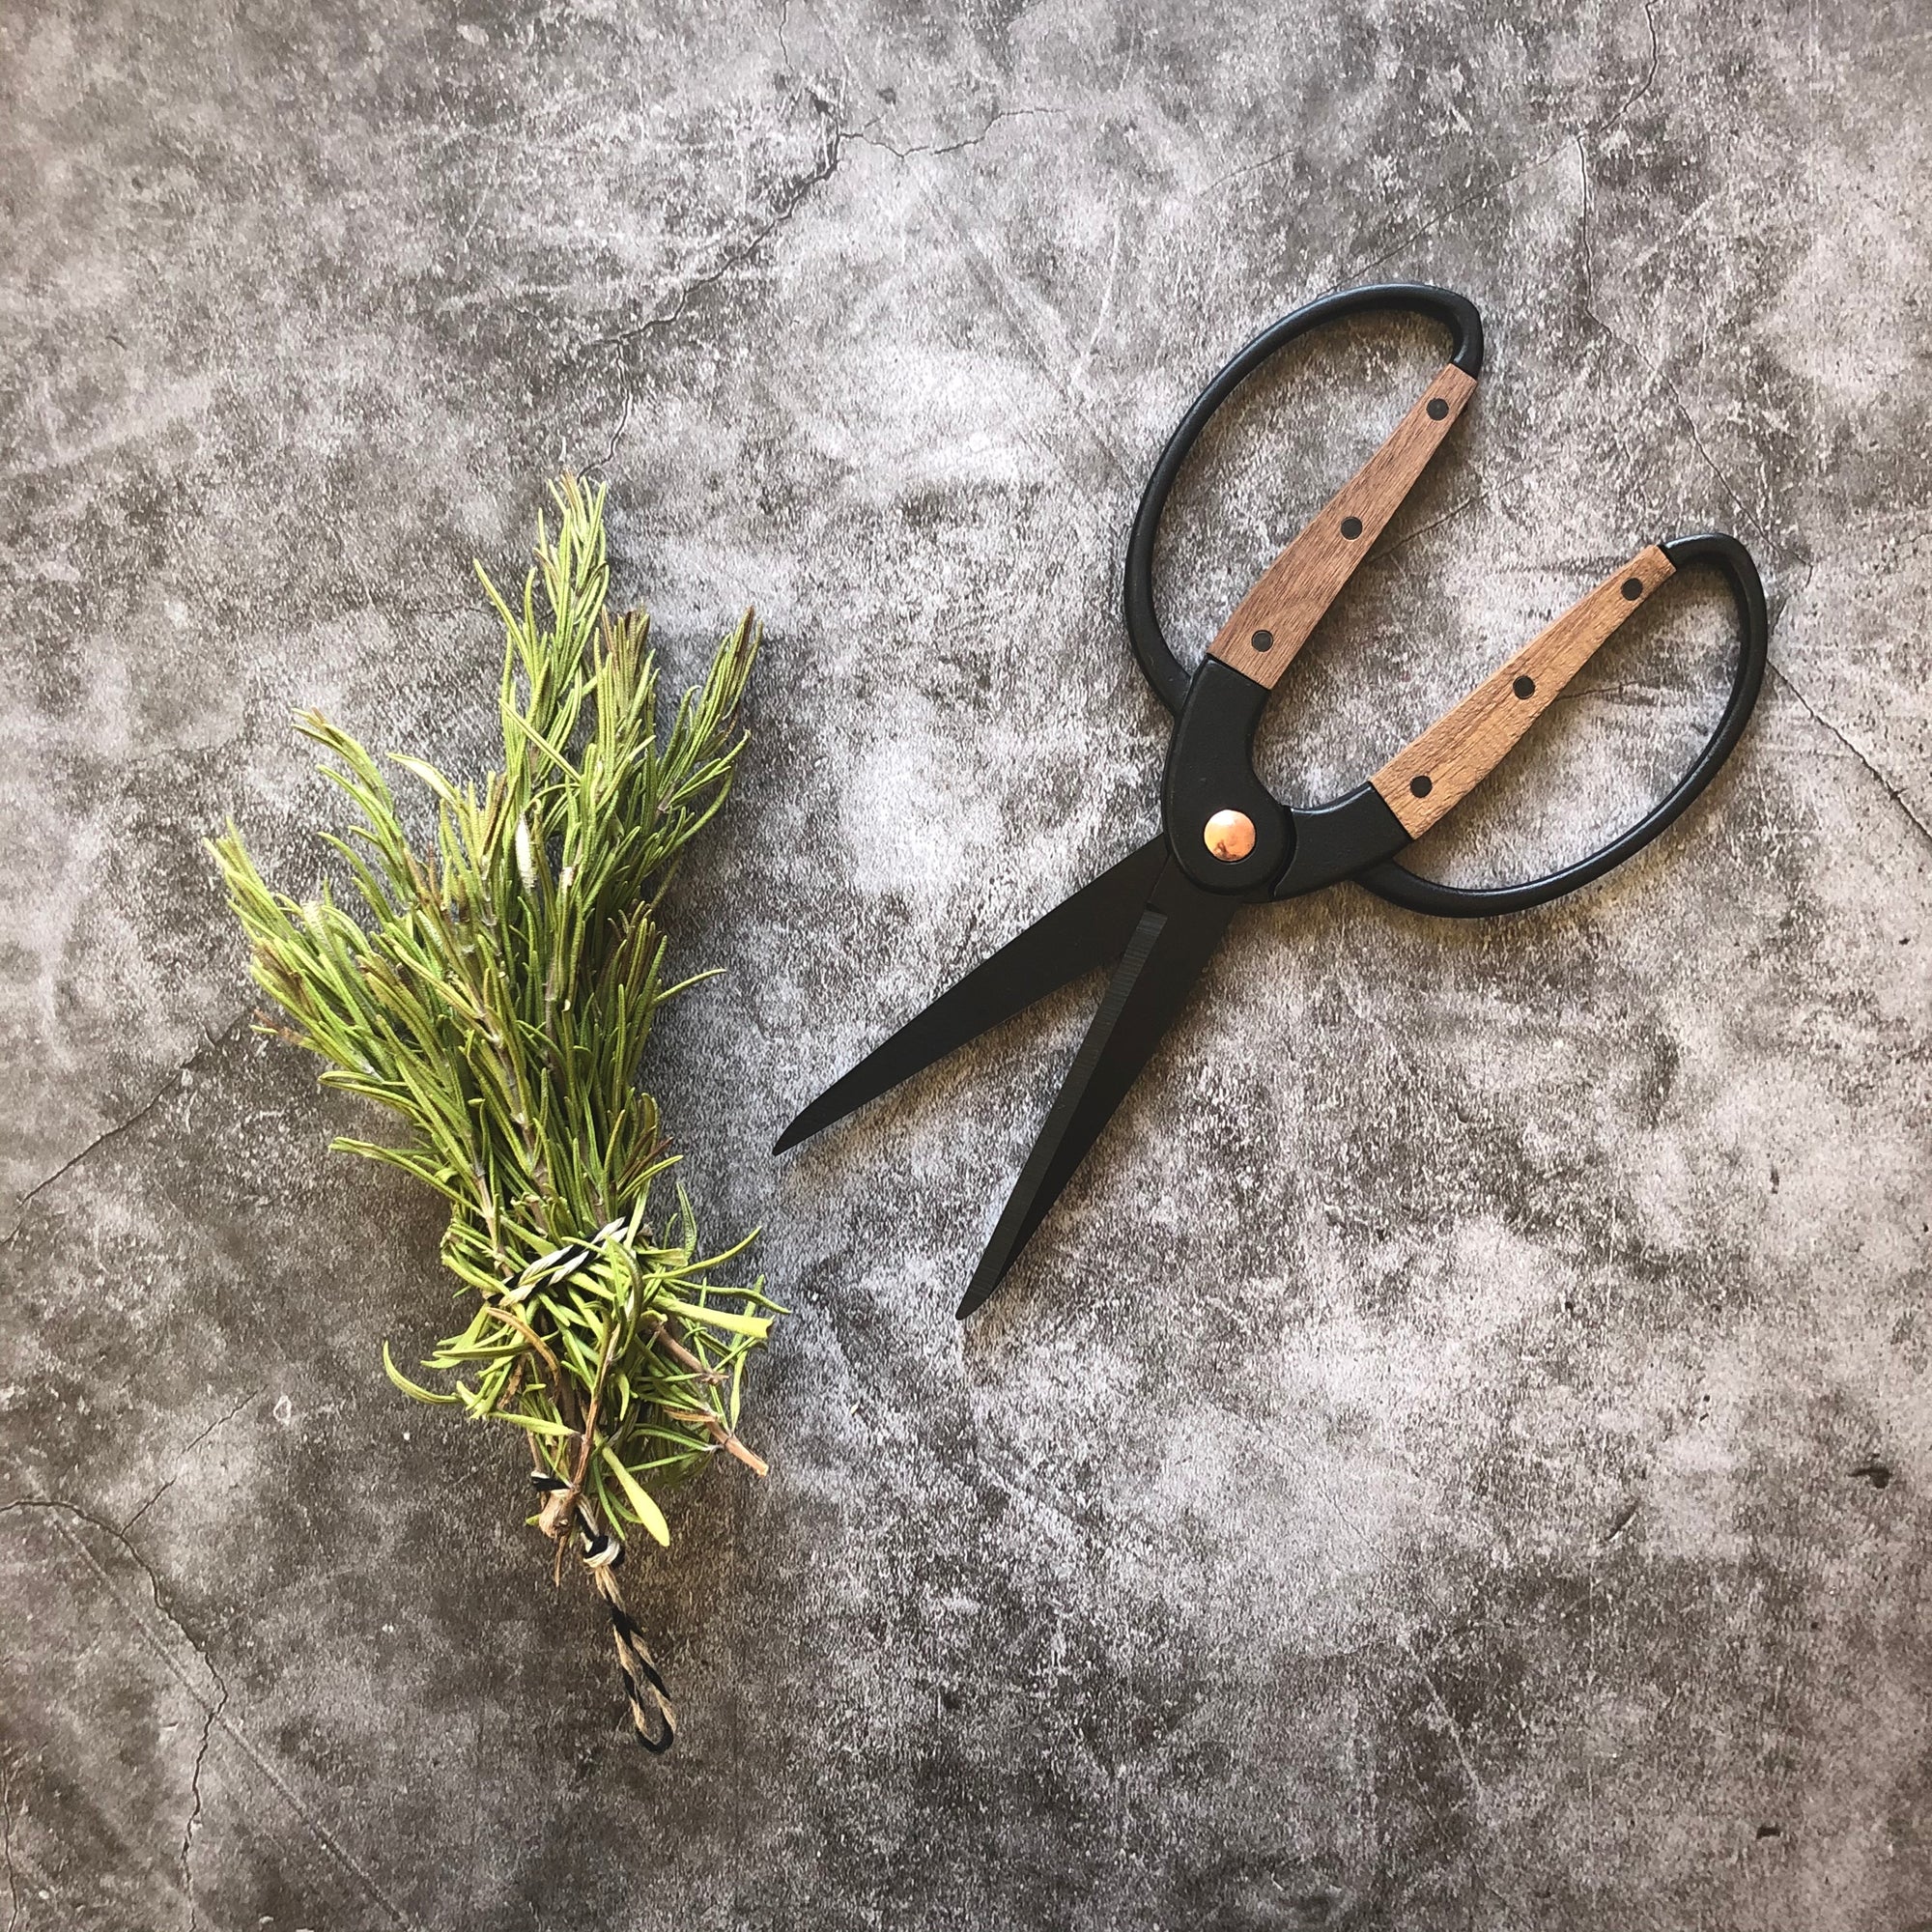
[1353, 532, 1769, 918]
[1122, 282, 1485, 715]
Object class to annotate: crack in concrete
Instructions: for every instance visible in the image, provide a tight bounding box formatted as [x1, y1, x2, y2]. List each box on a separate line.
[1369, 492, 1486, 568]
[2, 1009, 250, 1250]
[1601, 0, 1663, 129]
[0, 1762, 19, 1932]
[0, 1497, 422, 1932]
[1193, 140, 1302, 201]
[179, 1679, 227, 1931]
[1547, 677, 1680, 708]
[15, 1493, 233, 1927]
[581, 85, 854, 356]
[0, 1492, 232, 1731]
[1769, 659, 1932, 850]
[4, 1081, 177, 1248]
[119, 1475, 178, 1541]
[1577, 135, 1596, 321]
[587, 389, 636, 475]
[1623, 342, 1779, 554]
[845, 104, 1063, 162]
[735, 3, 1135, 511]
[576, 65, 1059, 465]
[1571, 509, 1924, 852]
[1340, 138, 1578, 285]
[122, 1390, 266, 1538]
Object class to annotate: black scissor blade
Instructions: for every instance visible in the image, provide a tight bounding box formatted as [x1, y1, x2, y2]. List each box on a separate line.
[957, 863, 1239, 1318]
[775, 838, 1169, 1154]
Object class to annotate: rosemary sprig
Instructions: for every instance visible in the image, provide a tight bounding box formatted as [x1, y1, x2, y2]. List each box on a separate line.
[213, 476, 775, 1747]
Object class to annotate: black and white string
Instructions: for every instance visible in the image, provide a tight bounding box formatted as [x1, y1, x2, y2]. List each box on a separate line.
[529, 1467, 677, 1752]
[518, 1222, 677, 1753]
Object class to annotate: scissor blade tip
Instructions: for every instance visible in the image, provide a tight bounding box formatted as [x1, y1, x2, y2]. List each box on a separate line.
[955, 1263, 1008, 1321]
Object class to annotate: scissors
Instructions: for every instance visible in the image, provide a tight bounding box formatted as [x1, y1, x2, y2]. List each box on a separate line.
[777, 283, 1769, 1318]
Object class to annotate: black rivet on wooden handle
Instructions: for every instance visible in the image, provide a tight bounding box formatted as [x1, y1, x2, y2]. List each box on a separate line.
[1622, 577, 1645, 600]
[1427, 397, 1450, 420]
[1409, 774, 1433, 798]
[1251, 628, 1274, 652]
[1340, 516, 1363, 540]
[1513, 674, 1536, 699]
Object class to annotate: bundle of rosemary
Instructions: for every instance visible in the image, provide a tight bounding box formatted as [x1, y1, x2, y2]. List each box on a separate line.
[213, 477, 777, 1750]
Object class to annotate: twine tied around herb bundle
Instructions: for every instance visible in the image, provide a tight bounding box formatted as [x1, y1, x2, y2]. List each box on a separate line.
[498, 1211, 777, 1752]
[517, 1221, 682, 1751]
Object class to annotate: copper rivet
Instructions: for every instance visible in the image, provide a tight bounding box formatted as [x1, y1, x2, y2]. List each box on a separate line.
[1203, 809, 1257, 862]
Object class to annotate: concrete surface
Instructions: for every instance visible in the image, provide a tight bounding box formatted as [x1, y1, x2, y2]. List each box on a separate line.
[3, 0, 1928, 1926]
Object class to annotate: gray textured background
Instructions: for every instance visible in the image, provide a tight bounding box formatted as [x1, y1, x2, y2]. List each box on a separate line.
[3, 1, 1928, 1926]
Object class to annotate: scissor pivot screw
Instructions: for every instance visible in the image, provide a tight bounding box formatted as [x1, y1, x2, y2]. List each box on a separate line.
[1203, 809, 1257, 862]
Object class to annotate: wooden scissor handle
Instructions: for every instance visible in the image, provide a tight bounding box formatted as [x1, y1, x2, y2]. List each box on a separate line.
[1124, 285, 1484, 713]
[1208, 363, 1477, 691]
[1369, 545, 1677, 838]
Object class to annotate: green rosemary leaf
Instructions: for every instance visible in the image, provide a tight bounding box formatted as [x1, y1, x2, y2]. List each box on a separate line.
[384, 751, 467, 810]
[490, 1410, 580, 1440]
[383, 1341, 461, 1406]
[602, 1445, 671, 1547]
[659, 1296, 771, 1341]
